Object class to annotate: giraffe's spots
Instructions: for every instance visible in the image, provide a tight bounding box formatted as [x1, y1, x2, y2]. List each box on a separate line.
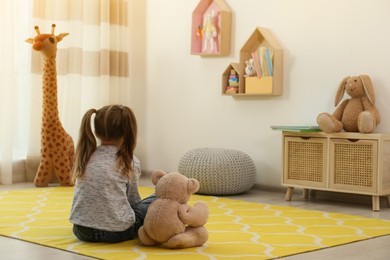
[59, 176, 64, 181]
[43, 172, 48, 176]
[49, 153, 53, 158]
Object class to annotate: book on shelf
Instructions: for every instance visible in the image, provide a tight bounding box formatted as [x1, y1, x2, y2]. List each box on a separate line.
[251, 51, 262, 78]
[258, 46, 273, 77]
[259, 47, 266, 76]
[264, 48, 273, 76]
[270, 125, 322, 132]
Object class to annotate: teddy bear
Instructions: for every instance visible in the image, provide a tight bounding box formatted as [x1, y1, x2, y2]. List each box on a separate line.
[317, 75, 380, 133]
[138, 170, 209, 249]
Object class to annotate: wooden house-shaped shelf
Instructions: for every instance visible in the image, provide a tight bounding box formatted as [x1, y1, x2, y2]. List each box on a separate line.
[222, 62, 240, 95]
[236, 27, 283, 96]
[191, 0, 231, 56]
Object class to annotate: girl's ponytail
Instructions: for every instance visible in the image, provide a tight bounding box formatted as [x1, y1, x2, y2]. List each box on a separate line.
[73, 109, 97, 180]
[117, 106, 137, 178]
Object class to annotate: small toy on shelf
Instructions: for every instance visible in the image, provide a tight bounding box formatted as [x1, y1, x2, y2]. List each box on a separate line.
[244, 58, 256, 77]
[202, 11, 217, 53]
[225, 69, 239, 94]
[197, 24, 202, 40]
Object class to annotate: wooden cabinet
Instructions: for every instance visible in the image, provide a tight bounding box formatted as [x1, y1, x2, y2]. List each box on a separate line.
[282, 131, 390, 211]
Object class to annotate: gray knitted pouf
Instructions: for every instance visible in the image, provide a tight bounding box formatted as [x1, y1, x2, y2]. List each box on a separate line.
[178, 147, 256, 195]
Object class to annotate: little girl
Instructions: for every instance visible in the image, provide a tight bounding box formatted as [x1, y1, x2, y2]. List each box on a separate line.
[69, 105, 156, 243]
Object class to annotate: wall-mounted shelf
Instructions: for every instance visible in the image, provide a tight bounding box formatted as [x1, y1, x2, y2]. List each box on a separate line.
[222, 62, 240, 94]
[191, 0, 231, 57]
[222, 27, 283, 96]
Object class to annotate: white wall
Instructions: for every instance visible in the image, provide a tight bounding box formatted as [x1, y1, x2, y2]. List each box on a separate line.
[130, 0, 390, 188]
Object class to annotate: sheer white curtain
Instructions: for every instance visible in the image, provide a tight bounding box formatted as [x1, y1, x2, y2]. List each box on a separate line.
[0, 1, 32, 184]
[1, 0, 131, 184]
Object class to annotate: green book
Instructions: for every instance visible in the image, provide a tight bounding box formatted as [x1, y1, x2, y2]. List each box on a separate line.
[270, 125, 322, 132]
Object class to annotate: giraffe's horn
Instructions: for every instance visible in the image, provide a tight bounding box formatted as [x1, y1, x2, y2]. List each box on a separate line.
[51, 24, 56, 34]
[34, 26, 40, 35]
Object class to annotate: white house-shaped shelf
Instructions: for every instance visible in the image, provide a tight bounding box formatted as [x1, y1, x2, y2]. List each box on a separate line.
[191, 0, 231, 56]
[239, 27, 283, 95]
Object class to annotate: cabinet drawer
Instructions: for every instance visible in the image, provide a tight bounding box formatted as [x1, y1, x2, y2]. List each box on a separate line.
[283, 136, 327, 188]
[329, 138, 378, 193]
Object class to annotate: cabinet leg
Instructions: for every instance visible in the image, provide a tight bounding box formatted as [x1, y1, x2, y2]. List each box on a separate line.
[372, 196, 380, 211]
[285, 187, 294, 201]
[303, 189, 309, 199]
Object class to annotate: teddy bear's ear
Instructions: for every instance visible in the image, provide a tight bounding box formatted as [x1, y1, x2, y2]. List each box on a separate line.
[335, 76, 348, 106]
[151, 170, 166, 185]
[360, 75, 375, 105]
[187, 178, 200, 194]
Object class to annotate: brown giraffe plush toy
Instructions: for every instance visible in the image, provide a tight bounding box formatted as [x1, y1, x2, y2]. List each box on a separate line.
[26, 24, 74, 187]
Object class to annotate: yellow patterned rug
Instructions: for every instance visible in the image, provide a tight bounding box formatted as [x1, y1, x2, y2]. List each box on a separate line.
[1, 186, 390, 259]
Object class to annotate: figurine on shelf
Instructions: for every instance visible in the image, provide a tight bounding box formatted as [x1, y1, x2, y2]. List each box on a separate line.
[202, 11, 217, 53]
[226, 69, 239, 94]
[197, 24, 202, 41]
[245, 59, 256, 77]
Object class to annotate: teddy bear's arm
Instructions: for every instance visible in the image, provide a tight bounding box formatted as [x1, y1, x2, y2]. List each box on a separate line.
[332, 99, 349, 120]
[178, 202, 209, 227]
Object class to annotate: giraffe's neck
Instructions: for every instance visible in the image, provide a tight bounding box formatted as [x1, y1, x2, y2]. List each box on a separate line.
[42, 57, 60, 125]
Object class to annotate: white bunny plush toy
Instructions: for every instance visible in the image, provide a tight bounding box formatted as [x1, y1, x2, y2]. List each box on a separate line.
[244, 58, 256, 77]
[317, 75, 380, 133]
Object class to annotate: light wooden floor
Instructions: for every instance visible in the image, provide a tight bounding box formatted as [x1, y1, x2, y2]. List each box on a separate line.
[1, 176, 390, 260]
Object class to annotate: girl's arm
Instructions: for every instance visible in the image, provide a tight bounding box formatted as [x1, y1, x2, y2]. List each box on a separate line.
[127, 156, 142, 207]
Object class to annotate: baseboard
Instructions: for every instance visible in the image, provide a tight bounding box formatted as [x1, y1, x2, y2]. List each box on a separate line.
[12, 160, 26, 183]
[25, 155, 40, 182]
[264, 185, 389, 207]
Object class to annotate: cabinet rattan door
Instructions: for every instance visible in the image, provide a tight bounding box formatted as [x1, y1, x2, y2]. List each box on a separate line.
[329, 138, 377, 193]
[283, 136, 327, 188]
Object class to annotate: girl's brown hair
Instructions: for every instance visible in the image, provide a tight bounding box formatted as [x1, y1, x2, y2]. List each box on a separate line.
[73, 105, 138, 180]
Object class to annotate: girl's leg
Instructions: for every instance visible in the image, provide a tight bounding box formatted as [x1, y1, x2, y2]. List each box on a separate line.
[118, 194, 158, 241]
[72, 195, 157, 243]
[132, 194, 157, 233]
[73, 224, 130, 243]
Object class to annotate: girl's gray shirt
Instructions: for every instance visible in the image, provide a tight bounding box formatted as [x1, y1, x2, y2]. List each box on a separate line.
[69, 145, 141, 232]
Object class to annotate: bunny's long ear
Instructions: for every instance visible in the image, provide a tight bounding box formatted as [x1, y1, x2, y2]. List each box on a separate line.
[360, 75, 375, 105]
[335, 76, 348, 106]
